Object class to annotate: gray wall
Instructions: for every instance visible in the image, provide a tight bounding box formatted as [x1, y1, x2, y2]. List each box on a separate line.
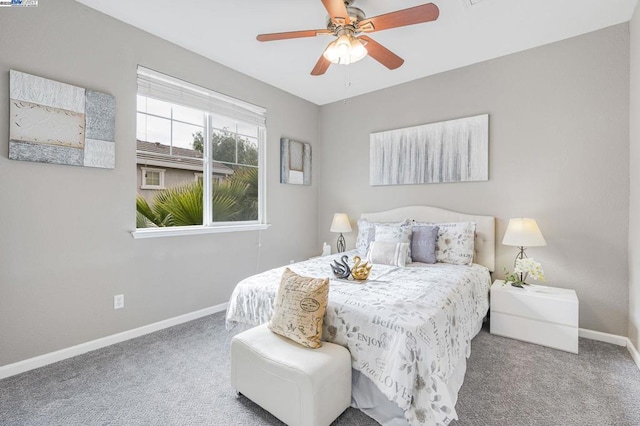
[0, 0, 319, 366]
[318, 24, 630, 336]
[630, 5, 640, 349]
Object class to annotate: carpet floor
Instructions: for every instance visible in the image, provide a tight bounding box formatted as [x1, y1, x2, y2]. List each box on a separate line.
[1, 312, 639, 426]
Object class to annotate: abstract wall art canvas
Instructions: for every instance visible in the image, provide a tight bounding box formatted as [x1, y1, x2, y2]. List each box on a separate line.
[280, 137, 311, 185]
[370, 114, 489, 186]
[9, 70, 116, 169]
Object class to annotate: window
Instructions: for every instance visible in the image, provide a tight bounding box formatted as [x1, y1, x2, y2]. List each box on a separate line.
[141, 167, 165, 189]
[134, 67, 267, 237]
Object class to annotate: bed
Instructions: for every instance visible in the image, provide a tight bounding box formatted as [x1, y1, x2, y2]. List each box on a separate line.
[226, 206, 495, 426]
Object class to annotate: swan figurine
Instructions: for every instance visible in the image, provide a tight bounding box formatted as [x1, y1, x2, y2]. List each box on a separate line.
[330, 255, 351, 279]
[351, 256, 372, 281]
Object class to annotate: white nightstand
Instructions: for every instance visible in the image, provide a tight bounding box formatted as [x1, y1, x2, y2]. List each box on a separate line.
[490, 280, 579, 354]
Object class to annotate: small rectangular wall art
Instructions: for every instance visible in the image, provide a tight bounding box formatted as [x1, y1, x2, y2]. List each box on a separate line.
[280, 137, 311, 185]
[8, 70, 116, 169]
[370, 114, 489, 186]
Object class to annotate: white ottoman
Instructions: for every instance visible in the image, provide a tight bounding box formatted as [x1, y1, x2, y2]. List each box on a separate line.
[231, 323, 352, 426]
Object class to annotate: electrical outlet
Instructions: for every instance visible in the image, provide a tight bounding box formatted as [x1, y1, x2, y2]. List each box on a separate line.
[114, 294, 124, 310]
[289, 259, 295, 264]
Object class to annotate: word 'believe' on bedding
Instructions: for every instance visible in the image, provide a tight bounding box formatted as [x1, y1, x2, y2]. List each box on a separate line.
[372, 315, 414, 338]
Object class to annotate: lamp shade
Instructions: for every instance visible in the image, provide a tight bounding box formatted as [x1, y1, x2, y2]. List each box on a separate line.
[330, 213, 352, 233]
[502, 218, 546, 247]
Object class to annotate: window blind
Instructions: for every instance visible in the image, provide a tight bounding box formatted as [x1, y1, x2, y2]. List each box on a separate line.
[137, 66, 266, 127]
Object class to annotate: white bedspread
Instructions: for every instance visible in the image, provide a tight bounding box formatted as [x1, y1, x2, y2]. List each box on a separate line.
[226, 251, 491, 426]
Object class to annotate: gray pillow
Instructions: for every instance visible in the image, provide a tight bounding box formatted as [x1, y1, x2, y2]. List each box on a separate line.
[411, 225, 439, 264]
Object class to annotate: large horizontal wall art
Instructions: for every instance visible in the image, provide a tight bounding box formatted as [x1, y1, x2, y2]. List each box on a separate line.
[9, 70, 116, 169]
[370, 114, 489, 186]
[280, 137, 311, 185]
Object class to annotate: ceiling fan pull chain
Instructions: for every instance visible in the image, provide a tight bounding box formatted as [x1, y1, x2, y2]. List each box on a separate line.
[343, 67, 352, 104]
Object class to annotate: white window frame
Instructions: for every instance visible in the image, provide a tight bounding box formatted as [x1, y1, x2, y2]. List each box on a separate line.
[141, 167, 166, 190]
[133, 66, 269, 239]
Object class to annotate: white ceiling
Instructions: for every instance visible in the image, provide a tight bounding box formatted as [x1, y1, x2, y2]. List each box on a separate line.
[76, 0, 637, 105]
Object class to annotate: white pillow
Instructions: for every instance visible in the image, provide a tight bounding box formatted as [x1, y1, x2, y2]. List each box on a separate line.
[367, 241, 409, 267]
[356, 219, 411, 257]
[434, 222, 476, 265]
[355, 218, 375, 256]
[374, 220, 413, 263]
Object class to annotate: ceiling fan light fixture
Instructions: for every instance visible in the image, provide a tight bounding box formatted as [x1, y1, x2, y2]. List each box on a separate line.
[257, 1, 440, 76]
[349, 36, 367, 61]
[322, 33, 367, 65]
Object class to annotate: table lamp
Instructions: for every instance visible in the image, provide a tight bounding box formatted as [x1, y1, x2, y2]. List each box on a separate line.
[330, 213, 352, 253]
[502, 218, 546, 280]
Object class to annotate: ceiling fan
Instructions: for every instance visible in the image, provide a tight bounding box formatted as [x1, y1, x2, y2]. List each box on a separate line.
[256, 0, 440, 76]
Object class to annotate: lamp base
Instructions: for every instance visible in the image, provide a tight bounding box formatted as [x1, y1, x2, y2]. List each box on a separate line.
[336, 233, 346, 253]
[514, 246, 527, 283]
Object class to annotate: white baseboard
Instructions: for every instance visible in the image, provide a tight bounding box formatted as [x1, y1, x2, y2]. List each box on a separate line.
[578, 328, 628, 346]
[0, 302, 228, 380]
[579, 328, 640, 371]
[628, 339, 640, 371]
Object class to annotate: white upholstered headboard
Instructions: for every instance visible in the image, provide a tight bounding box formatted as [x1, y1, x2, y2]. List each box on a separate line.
[361, 205, 496, 272]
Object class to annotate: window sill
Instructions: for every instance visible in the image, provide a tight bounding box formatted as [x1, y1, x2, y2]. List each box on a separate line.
[131, 223, 270, 239]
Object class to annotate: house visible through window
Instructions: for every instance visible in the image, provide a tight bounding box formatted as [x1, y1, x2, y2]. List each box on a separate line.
[135, 66, 266, 232]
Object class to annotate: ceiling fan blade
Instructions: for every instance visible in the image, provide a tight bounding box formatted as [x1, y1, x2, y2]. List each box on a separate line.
[311, 54, 331, 76]
[359, 35, 404, 70]
[257, 29, 333, 42]
[322, 0, 351, 26]
[358, 3, 439, 33]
